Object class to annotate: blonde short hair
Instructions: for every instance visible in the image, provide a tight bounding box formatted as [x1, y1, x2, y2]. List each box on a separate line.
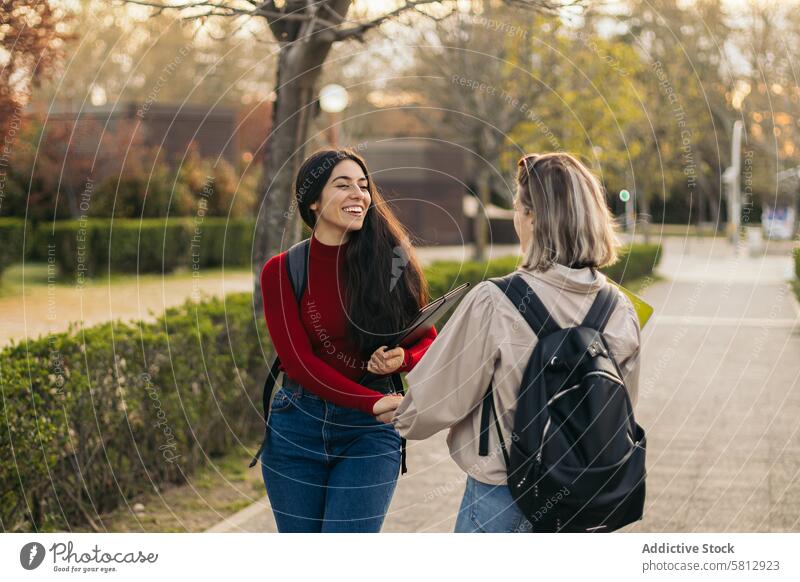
[516, 152, 619, 271]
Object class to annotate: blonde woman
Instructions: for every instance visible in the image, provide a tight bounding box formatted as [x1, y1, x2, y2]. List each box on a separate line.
[390, 152, 642, 533]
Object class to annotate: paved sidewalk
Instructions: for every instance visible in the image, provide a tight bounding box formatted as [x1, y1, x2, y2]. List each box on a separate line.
[209, 239, 800, 533]
[0, 271, 254, 348]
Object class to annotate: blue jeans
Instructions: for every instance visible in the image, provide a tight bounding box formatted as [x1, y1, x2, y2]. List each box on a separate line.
[454, 476, 533, 533]
[260, 378, 401, 532]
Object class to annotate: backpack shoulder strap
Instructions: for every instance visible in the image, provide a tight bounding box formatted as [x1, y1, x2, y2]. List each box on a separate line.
[285, 238, 311, 303]
[581, 284, 619, 332]
[489, 273, 561, 337]
[478, 274, 560, 462]
[478, 382, 510, 467]
[249, 238, 311, 468]
[249, 355, 283, 467]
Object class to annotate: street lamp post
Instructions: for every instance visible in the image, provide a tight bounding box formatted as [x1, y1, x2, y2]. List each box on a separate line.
[723, 120, 744, 246]
[319, 84, 349, 148]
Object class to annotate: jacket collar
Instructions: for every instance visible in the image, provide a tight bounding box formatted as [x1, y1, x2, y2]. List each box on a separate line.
[516, 262, 607, 294]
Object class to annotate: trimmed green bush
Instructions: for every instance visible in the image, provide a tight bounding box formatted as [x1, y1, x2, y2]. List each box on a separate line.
[425, 243, 662, 301]
[43, 218, 255, 278]
[0, 293, 267, 532]
[186, 218, 255, 269]
[425, 255, 520, 301]
[422, 243, 660, 328]
[47, 218, 191, 278]
[0, 218, 28, 280]
[601, 243, 662, 285]
[96, 219, 192, 275]
[24, 221, 49, 262]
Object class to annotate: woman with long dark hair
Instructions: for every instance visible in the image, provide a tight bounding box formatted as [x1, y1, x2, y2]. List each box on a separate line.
[259, 148, 436, 532]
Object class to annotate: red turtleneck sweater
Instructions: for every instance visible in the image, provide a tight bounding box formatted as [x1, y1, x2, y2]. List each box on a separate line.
[260, 234, 437, 414]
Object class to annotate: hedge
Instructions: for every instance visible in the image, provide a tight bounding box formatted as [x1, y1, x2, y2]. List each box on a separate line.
[601, 243, 662, 285]
[39, 218, 255, 278]
[0, 243, 661, 532]
[13, 221, 660, 285]
[0, 293, 267, 532]
[187, 218, 254, 269]
[425, 243, 662, 315]
[0, 218, 29, 281]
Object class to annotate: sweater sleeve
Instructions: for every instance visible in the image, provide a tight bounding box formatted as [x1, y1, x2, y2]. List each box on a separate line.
[261, 254, 385, 415]
[397, 326, 438, 373]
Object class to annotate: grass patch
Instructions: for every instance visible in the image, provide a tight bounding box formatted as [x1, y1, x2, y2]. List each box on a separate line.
[72, 442, 265, 533]
[0, 261, 252, 297]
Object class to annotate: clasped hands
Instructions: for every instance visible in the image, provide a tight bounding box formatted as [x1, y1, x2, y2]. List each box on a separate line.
[367, 345, 405, 423]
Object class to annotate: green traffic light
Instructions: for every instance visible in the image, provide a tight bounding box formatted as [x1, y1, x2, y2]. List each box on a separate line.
[619, 189, 630, 202]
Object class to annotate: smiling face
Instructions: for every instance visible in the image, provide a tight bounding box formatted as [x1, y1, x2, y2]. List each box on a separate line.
[309, 159, 371, 236]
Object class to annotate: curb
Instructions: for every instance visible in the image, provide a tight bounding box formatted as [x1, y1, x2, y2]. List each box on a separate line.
[205, 496, 273, 533]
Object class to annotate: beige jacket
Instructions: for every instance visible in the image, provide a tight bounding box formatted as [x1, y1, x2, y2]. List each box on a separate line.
[392, 264, 642, 486]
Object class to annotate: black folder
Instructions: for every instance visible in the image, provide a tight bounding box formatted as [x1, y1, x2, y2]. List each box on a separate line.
[358, 282, 471, 385]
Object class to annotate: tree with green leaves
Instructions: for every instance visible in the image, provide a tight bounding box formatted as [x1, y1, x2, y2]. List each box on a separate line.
[619, 0, 735, 226]
[404, 3, 548, 259]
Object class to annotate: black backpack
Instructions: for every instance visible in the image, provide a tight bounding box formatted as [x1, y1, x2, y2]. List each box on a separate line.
[249, 239, 407, 472]
[479, 274, 646, 532]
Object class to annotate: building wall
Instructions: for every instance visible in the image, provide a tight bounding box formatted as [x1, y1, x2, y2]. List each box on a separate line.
[46, 103, 240, 173]
[362, 139, 469, 245]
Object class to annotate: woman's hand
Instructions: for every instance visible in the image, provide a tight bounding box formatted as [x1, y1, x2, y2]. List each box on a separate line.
[372, 394, 403, 423]
[367, 345, 405, 375]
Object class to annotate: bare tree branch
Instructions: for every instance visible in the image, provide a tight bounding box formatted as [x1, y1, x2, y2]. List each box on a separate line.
[322, 0, 576, 43]
[121, 1, 584, 44]
[119, 0, 347, 43]
[325, 0, 441, 43]
[504, 0, 582, 12]
[120, 0, 334, 25]
[121, 0, 263, 17]
[320, 2, 346, 25]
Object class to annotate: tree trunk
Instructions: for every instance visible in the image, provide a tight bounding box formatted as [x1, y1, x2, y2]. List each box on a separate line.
[707, 189, 721, 231]
[64, 184, 80, 219]
[252, 39, 335, 318]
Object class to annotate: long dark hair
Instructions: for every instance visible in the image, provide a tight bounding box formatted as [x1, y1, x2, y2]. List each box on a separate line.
[295, 148, 429, 357]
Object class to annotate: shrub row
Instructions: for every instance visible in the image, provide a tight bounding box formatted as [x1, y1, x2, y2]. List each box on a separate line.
[36, 218, 255, 278]
[2, 218, 256, 279]
[4, 219, 663, 284]
[426, 244, 661, 294]
[425, 243, 662, 323]
[602, 243, 662, 284]
[0, 218, 29, 281]
[0, 293, 267, 532]
[0, 243, 661, 531]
